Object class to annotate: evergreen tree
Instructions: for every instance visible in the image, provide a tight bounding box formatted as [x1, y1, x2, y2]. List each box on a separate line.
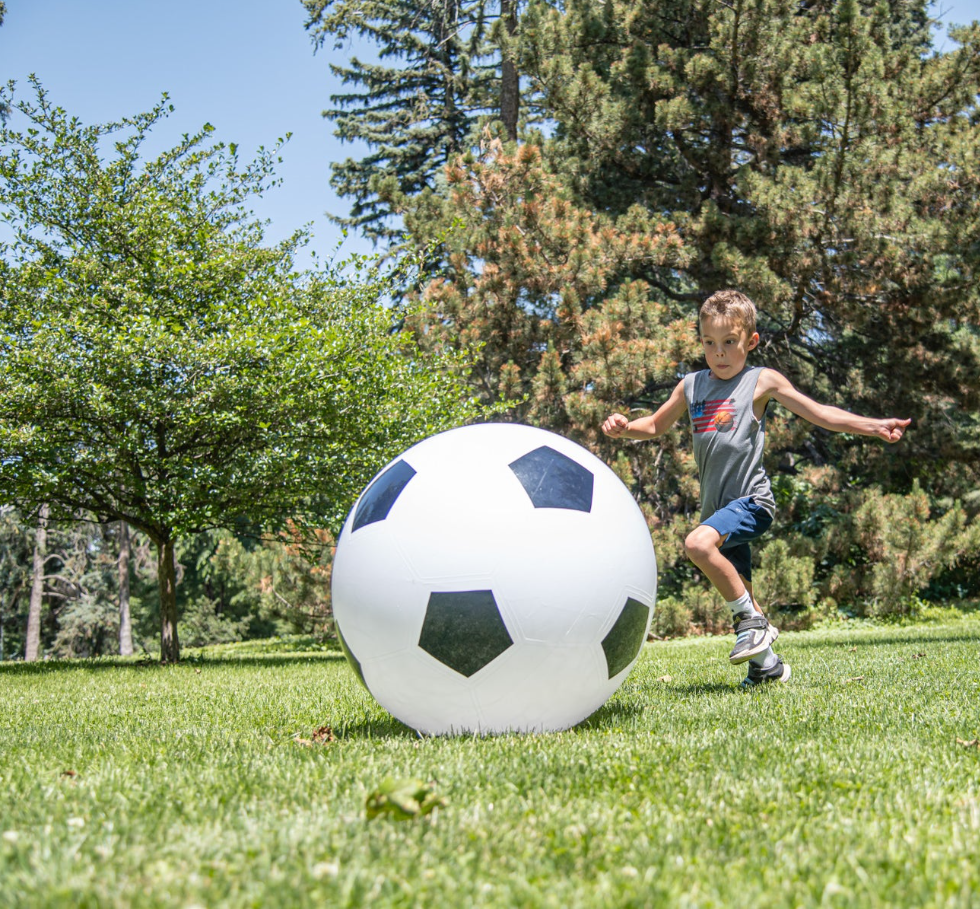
[400, 137, 698, 545]
[522, 0, 980, 498]
[0, 506, 30, 661]
[398, 0, 980, 614]
[303, 0, 534, 243]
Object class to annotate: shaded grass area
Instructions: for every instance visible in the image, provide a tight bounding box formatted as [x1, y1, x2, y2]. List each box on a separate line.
[2, 622, 979, 908]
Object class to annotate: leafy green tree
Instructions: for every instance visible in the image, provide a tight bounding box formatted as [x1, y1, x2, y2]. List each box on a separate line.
[0, 2, 6, 121]
[0, 4, 6, 123]
[0, 80, 484, 662]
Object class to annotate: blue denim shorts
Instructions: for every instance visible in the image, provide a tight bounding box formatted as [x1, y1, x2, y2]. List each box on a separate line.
[700, 497, 774, 582]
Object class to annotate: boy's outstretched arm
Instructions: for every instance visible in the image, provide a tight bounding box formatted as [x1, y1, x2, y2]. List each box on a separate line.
[602, 379, 688, 440]
[758, 369, 911, 443]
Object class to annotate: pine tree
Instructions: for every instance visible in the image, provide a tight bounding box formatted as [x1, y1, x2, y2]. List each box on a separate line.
[0, 506, 31, 662]
[304, 0, 544, 243]
[303, 0, 501, 242]
[397, 0, 980, 606]
[521, 0, 980, 499]
[401, 136, 699, 544]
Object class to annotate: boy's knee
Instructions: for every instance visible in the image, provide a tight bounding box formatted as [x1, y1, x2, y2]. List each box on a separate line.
[684, 526, 720, 563]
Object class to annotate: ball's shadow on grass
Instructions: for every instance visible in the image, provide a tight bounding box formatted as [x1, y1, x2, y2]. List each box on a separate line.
[332, 715, 420, 740]
[576, 699, 648, 730]
[333, 704, 654, 739]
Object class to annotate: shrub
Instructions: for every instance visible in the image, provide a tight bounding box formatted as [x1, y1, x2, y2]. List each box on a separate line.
[829, 482, 979, 616]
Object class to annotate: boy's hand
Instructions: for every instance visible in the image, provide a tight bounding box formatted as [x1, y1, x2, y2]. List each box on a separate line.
[878, 418, 912, 443]
[602, 413, 630, 438]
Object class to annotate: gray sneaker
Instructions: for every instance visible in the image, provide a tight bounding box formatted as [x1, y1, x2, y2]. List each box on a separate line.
[729, 613, 778, 664]
[740, 656, 791, 688]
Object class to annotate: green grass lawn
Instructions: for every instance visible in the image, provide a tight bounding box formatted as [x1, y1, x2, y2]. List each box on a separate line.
[2, 620, 979, 908]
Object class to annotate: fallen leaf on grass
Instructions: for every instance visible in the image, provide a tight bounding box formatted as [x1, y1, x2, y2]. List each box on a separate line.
[658, 675, 673, 683]
[294, 725, 336, 747]
[911, 653, 926, 660]
[847, 647, 858, 652]
[365, 777, 447, 821]
[60, 770, 77, 778]
[956, 738, 980, 749]
[845, 676, 865, 683]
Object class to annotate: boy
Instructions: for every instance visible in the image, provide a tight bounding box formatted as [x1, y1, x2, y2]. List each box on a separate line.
[601, 290, 911, 687]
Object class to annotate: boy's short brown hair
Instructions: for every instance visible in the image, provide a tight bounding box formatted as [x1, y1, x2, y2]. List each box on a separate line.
[699, 290, 757, 336]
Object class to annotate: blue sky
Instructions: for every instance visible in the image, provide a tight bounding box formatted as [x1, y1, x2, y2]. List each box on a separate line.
[1, 0, 371, 261]
[2, 0, 978, 265]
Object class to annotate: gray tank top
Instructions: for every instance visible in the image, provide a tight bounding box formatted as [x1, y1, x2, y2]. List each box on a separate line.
[683, 366, 775, 520]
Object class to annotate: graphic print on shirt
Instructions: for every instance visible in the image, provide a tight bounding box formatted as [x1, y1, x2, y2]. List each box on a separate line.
[690, 397, 737, 434]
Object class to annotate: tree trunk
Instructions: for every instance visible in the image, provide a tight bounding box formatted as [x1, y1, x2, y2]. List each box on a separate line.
[118, 521, 134, 656]
[500, 0, 520, 142]
[25, 503, 49, 662]
[158, 538, 180, 663]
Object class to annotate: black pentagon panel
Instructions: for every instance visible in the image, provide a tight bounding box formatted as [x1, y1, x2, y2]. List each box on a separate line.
[335, 621, 370, 692]
[419, 591, 514, 678]
[352, 460, 417, 532]
[508, 446, 594, 512]
[601, 597, 651, 679]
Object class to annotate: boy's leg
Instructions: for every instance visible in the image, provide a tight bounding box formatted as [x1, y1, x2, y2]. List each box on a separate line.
[738, 573, 788, 683]
[684, 524, 777, 664]
[740, 576, 777, 663]
[684, 525, 748, 604]
[685, 528, 763, 620]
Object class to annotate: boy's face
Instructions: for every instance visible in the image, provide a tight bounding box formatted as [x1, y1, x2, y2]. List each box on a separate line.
[699, 314, 759, 380]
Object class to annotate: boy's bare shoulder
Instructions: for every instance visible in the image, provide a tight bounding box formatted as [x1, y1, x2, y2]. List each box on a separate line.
[754, 367, 792, 396]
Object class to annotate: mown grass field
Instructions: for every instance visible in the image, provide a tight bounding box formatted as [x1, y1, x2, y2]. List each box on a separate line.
[2, 620, 979, 908]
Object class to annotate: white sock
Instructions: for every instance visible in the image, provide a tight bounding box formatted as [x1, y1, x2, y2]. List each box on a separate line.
[750, 648, 778, 670]
[726, 591, 755, 620]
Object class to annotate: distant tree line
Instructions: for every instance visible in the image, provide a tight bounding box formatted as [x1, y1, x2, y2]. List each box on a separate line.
[0, 507, 336, 661]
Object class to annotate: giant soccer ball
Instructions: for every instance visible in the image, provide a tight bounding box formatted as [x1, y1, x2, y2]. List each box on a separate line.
[331, 423, 657, 734]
